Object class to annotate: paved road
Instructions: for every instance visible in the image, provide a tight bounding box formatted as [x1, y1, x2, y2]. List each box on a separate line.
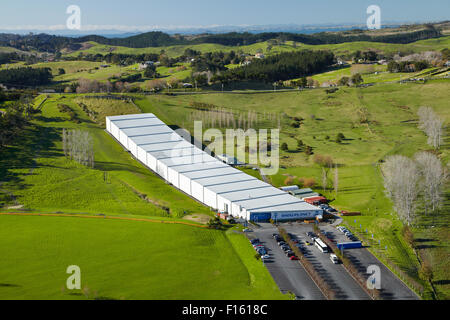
[284, 224, 371, 300]
[321, 225, 420, 300]
[251, 223, 325, 300]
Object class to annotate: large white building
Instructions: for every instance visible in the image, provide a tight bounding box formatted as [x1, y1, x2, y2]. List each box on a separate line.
[106, 113, 322, 221]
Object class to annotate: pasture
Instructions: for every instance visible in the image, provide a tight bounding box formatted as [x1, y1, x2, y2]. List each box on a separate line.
[63, 36, 450, 59]
[0, 214, 286, 300]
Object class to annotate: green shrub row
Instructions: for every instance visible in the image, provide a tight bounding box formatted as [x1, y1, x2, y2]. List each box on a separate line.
[278, 226, 336, 300]
[312, 224, 381, 300]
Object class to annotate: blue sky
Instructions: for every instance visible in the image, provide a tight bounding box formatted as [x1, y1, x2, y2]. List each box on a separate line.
[0, 0, 449, 31]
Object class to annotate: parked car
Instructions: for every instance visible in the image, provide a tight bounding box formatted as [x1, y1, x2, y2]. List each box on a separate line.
[330, 254, 339, 264]
[286, 251, 294, 257]
[262, 254, 270, 260]
[243, 228, 252, 232]
[277, 241, 286, 246]
[250, 239, 259, 244]
[305, 241, 312, 246]
[307, 232, 317, 238]
[290, 256, 299, 261]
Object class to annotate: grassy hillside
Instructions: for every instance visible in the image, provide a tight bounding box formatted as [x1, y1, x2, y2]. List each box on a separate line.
[0, 215, 286, 300]
[1, 79, 448, 299]
[0, 95, 211, 217]
[64, 35, 450, 58]
[135, 81, 449, 166]
[132, 81, 449, 298]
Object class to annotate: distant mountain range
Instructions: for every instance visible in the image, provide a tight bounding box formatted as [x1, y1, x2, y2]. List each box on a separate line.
[0, 22, 431, 37]
[0, 22, 444, 53]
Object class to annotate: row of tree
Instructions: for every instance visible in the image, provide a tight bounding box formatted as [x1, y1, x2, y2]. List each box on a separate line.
[1, 27, 441, 52]
[387, 60, 429, 73]
[417, 106, 444, 149]
[62, 129, 95, 168]
[0, 67, 53, 86]
[0, 97, 35, 148]
[214, 50, 335, 83]
[278, 226, 336, 299]
[191, 51, 243, 73]
[382, 152, 447, 226]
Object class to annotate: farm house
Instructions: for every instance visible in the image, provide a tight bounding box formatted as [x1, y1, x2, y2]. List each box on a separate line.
[106, 113, 323, 221]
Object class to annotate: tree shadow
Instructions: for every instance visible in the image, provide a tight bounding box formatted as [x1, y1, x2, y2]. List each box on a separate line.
[0, 283, 20, 287]
[94, 161, 146, 174]
[0, 121, 60, 199]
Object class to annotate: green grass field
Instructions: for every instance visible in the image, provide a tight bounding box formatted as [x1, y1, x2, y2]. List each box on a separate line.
[130, 81, 449, 298]
[0, 93, 290, 300]
[134, 81, 449, 167]
[63, 36, 450, 59]
[0, 215, 286, 300]
[0, 75, 448, 299]
[0, 95, 212, 217]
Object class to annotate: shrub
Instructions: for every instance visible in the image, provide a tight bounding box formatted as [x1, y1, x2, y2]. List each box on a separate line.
[336, 132, 345, 143]
[284, 176, 294, 185]
[351, 73, 363, 86]
[338, 76, 350, 86]
[278, 226, 336, 300]
[313, 154, 333, 167]
[281, 142, 289, 151]
[402, 225, 415, 248]
[303, 177, 316, 188]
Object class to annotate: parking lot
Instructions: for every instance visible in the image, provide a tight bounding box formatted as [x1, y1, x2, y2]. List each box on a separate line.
[249, 223, 325, 300]
[247, 219, 420, 300]
[320, 224, 420, 300]
[282, 222, 371, 300]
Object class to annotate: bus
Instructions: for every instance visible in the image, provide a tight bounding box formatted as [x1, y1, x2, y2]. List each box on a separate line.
[314, 238, 329, 253]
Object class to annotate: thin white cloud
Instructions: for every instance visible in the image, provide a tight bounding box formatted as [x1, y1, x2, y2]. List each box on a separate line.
[0, 24, 251, 32]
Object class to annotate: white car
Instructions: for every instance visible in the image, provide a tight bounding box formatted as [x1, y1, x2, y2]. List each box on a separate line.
[330, 254, 339, 264]
[262, 254, 270, 259]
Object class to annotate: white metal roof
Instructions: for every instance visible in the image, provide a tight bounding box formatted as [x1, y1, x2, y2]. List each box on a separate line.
[108, 113, 156, 121]
[181, 166, 240, 180]
[120, 126, 173, 137]
[219, 185, 287, 202]
[193, 173, 257, 187]
[139, 140, 194, 153]
[112, 117, 165, 129]
[207, 179, 269, 194]
[174, 162, 229, 173]
[132, 132, 183, 145]
[107, 113, 322, 216]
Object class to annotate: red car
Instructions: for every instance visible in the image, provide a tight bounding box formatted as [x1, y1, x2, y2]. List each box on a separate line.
[290, 256, 299, 261]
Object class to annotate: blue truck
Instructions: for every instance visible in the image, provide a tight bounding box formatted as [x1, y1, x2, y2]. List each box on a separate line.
[337, 241, 362, 250]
